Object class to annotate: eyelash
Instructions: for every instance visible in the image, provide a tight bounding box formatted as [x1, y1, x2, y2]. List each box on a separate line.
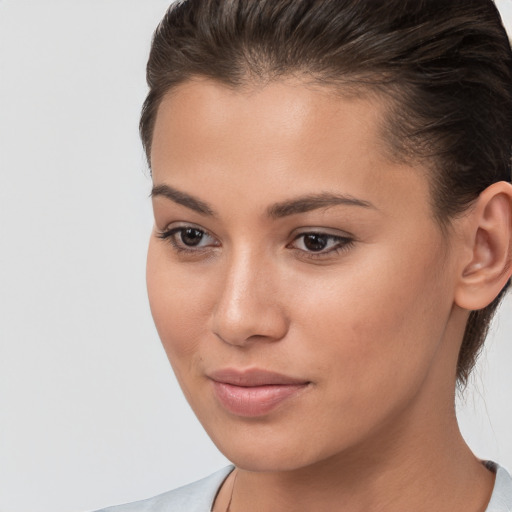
[156, 226, 219, 255]
[287, 232, 354, 259]
[156, 226, 354, 259]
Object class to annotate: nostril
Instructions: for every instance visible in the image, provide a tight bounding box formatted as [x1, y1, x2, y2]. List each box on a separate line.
[211, 305, 289, 347]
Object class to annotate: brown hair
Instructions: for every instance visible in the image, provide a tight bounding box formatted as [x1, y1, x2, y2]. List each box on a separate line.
[141, 0, 512, 386]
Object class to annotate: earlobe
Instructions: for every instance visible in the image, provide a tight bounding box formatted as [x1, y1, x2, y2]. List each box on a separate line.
[454, 181, 512, 311]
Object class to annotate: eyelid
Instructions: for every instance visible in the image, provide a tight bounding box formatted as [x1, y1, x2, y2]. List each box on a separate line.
[290, 226, 355, 237]
[157, 220, 216, 239]
[159, 220, 208, 232]
[156, 222, 220, 253]
[287, 228, 355, 258]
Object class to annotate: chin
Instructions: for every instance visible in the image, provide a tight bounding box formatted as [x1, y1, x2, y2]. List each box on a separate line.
[223, 446, 316, 473]
[203, 419, 339, 473]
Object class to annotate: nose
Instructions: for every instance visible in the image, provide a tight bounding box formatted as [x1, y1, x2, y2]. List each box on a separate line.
[211, 250, 289, 346]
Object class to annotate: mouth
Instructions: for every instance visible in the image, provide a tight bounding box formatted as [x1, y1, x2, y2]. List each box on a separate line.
[208, 368, 311, 417]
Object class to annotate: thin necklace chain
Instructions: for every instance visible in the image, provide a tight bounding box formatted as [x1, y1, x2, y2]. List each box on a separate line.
[225, 469, 238, 512]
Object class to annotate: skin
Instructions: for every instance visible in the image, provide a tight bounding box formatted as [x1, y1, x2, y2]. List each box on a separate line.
[146, 77, 508, 512]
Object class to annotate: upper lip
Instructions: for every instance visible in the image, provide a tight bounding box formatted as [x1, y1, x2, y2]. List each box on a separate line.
[208, 368, 309, 387]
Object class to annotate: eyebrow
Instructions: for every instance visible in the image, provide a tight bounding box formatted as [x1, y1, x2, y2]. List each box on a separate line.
[151, 184, 375, 218]
[151, 184, 216, 216]
[267, 193, 376, 218]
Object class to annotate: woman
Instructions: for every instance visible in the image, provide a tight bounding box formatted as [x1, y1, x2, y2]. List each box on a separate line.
[100, 0, 512, 510]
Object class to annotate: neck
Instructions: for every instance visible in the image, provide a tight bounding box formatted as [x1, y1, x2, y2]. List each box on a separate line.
[228, 412, 494, 512]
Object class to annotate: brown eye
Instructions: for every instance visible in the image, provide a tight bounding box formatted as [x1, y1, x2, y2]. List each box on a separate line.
[156, 224, 219, 253]
[288, 231, 354, 258]
[302, 234, 329, 252]
[180, 228, 204, 246]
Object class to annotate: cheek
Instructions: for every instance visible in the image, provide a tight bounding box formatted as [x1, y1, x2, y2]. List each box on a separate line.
[146, 237, 213, 364]
[293, 236, 452, 399]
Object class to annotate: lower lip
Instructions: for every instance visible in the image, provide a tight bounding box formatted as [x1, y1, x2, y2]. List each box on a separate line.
[211, 381, 309, 417]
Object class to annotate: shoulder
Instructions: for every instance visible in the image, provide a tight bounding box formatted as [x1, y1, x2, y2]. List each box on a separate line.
[486, 462, 512, 512]
[93, 461, 512, 511]
[95, 465, 235, 512]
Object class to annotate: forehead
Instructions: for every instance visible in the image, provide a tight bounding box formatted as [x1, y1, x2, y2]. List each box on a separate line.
[150, 77, 432, 218]
[153, 78, 391, 162]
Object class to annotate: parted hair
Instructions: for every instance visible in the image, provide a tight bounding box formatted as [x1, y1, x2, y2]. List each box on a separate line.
[141, 0, 512, 386]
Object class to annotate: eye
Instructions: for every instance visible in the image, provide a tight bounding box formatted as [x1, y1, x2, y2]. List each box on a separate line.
[288, 231, 354, 257]
[177, 227, 207, 247]
[156, 224, 219, 253]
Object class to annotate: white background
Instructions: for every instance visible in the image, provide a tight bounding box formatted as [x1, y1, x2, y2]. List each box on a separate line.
[0, 2, 511, 511]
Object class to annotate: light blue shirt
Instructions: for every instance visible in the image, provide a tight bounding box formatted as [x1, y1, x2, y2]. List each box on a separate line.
[97, 463, 512, 511]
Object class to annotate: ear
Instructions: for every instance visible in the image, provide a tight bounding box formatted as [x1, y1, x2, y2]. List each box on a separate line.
[454, 181, 512, 311]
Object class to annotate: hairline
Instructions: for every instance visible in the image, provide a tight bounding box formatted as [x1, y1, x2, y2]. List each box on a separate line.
[147, 72, 454, 229]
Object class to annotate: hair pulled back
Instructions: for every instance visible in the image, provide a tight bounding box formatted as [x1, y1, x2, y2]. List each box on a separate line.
[141, 0, 512, 386]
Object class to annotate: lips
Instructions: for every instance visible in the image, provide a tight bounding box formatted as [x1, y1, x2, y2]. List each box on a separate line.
[208, 368, 310, 417]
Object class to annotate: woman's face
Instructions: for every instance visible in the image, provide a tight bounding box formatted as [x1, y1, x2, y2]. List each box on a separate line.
[147, 78, 464, 471]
